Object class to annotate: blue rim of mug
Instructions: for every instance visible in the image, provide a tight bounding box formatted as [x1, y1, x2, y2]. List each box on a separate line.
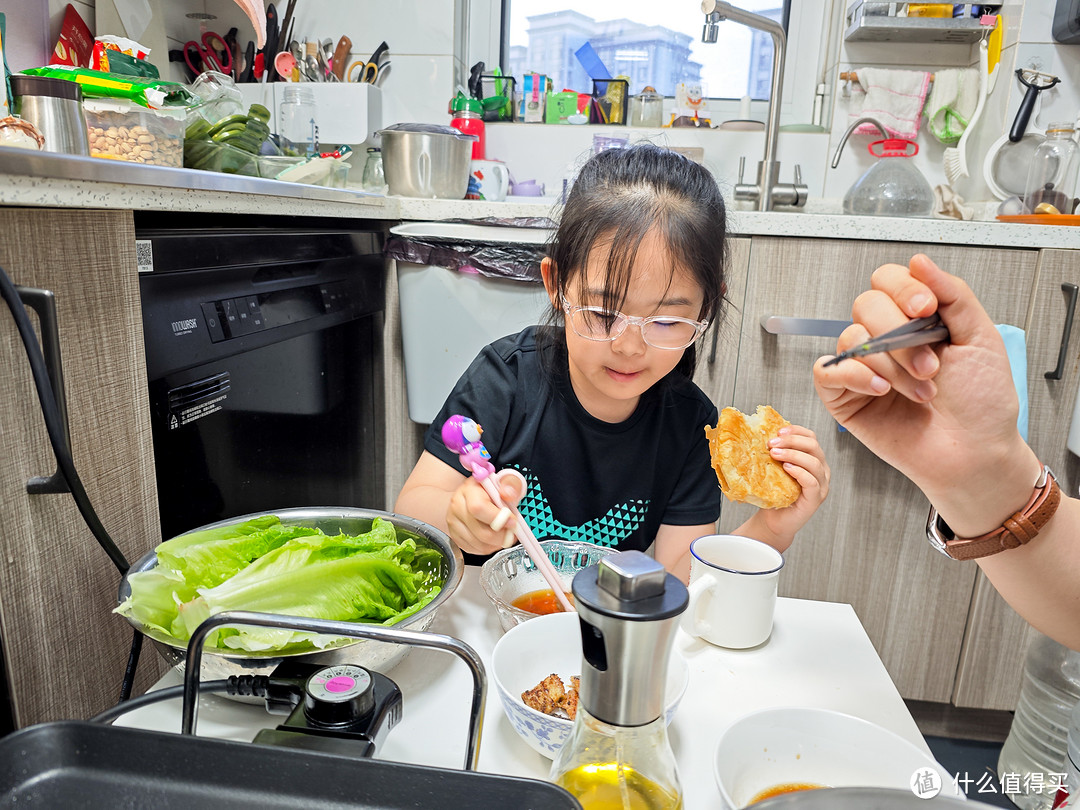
[690, 537, 784, 576]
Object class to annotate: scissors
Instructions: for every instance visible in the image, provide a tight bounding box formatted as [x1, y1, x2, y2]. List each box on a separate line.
[184, 31, 233, 76]
[347, 41, 389, 83]
[823, 313, 950, 367]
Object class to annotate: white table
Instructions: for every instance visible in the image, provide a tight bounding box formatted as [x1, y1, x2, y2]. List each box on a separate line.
[117, 566, 931, 808]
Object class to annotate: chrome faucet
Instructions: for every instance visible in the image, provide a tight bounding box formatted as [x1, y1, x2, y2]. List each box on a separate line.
[701, 1, 807, 210]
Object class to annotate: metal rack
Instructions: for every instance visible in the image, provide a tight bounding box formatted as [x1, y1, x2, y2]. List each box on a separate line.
[845, 1, 998, 42]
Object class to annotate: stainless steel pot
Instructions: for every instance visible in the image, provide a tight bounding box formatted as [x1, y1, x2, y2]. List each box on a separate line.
[379, 123, 474, 198]
[10, 75, 90, 156]
[117, 507, 463, 694]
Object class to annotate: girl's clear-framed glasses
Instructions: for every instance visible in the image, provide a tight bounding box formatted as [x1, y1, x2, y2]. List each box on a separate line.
[560, 296, 708, 350]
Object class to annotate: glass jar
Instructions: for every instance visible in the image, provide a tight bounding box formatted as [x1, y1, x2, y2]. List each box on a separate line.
[998, 634, 1080, 810]
[629, 87, 664, 128]
[361, 147, 386, 194]
[1023, 123, 1079, 214]
[278, 85, 318, 157]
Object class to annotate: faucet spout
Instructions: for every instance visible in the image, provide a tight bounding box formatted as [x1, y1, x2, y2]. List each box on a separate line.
[700, 1, 787, 211]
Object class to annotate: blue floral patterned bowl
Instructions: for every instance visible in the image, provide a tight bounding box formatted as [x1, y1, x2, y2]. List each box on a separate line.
[491, 610, 689, 759]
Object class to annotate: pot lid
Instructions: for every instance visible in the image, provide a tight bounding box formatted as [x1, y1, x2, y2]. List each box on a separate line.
[378, 122, 477, 140]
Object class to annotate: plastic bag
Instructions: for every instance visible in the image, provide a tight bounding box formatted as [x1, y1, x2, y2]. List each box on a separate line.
[385, 235, 544, 283]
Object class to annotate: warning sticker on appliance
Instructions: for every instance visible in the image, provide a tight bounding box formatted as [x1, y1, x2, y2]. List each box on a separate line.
[168, 393, 227, 429]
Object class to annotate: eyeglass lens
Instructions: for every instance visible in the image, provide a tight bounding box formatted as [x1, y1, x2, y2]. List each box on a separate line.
[570, 308, 699, 349]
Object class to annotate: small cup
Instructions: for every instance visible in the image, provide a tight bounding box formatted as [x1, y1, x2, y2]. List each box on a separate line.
[467, 159, 510, 201]
[682, 534, 783, 649]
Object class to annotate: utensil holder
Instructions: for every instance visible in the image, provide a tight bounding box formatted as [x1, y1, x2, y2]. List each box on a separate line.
[590, 78, 629, 125]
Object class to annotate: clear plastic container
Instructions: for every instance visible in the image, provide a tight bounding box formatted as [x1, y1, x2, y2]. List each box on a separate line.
[629, 88, 664, 128]
[842, 138, 935, 217]
[997, 634, 1080, 810]
[83, 98, 185, 167]
[1022, 122, 1079, 215]
[1058, 700, 1080, 808]
[278, 85, 319, 156]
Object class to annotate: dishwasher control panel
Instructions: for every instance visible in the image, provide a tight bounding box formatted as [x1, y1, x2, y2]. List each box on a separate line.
[200, 281, 355, 342]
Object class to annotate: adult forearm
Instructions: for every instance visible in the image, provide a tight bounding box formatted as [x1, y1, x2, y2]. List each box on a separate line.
[975, 497, 1080, 651]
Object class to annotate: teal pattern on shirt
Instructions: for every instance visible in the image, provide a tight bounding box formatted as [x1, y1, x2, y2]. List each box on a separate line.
[512, 465, 649, 548]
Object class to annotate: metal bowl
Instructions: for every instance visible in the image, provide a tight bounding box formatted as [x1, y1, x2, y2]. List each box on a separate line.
[117, 507, 463, 687]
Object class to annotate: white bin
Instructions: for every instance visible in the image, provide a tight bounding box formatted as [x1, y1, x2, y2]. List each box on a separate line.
[393, 223, 553, 424]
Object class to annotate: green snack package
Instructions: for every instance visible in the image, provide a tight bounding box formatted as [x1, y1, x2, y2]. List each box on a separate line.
[21, 65, 195, 108]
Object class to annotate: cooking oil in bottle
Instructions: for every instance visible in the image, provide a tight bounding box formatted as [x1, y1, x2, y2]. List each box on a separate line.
[557, 762, 682, 810]
[549, 552, 688, 810]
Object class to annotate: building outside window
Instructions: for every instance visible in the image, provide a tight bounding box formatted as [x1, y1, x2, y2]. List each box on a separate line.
[506, 0, 788, 100]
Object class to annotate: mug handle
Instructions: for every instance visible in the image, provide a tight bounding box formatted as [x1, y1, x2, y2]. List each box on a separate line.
[490, 162, 511, 198]
[683, 576, 717, 639]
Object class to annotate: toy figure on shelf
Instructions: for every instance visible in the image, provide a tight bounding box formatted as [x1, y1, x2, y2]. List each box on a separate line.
[670, 82, 712, 128]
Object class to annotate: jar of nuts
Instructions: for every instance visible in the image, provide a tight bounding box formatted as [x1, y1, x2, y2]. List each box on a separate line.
[83, 98, 185, 167]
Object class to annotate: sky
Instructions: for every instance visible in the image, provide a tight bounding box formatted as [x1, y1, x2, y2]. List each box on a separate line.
[507, 0, 783, 97]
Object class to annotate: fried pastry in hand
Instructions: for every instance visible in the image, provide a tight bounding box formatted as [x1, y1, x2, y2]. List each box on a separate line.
[706, 405, 801, 509]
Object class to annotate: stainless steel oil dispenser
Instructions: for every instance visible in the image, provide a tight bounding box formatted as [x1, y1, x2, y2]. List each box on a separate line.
[549, 550, 689, 809]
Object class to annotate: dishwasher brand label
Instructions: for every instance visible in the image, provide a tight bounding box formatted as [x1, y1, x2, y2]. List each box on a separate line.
[135, 239, 154, 273]
[171, 318, 198, 336]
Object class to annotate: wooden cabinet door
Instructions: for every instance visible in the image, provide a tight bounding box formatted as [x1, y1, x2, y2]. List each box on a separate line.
[722, 237, 1037, 702]
[694, 237, 751, 419]
[0, 208, 164, 728]
[954, 248, 1080, 709]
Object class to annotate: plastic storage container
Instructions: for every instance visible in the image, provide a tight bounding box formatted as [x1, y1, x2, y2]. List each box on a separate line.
[998, 634, 1080, 810]
[449, 94, 485, 159]
[278, 85, 318, 156]
[83, 98, 184, 166]
[1057, 700, 1080, 807]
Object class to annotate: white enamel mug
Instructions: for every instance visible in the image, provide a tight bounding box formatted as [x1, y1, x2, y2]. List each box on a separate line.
[682, 534, 784, 649]
[468, 159, 510, 201]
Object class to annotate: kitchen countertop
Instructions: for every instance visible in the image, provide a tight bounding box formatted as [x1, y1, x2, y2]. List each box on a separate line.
[4, 146, 1080, 249]
[114, 566, 960, 808]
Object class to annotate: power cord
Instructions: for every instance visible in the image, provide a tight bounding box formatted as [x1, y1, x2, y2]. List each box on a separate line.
[90, 676, 279, 725]
[0, 262, 143, 701]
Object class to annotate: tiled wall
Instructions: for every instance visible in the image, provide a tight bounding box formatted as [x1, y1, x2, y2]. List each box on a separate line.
[16, 0, 1080, 209]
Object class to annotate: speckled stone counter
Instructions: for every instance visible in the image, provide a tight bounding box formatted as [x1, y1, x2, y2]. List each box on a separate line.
[3, 146, 1079, 250]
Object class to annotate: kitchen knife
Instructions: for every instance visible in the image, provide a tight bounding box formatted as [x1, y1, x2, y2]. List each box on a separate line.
[331, 35, 351, 81]
[261, 3, 279, 84]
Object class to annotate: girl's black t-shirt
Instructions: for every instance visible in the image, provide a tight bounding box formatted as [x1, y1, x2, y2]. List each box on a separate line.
[423, 326, 722, 561]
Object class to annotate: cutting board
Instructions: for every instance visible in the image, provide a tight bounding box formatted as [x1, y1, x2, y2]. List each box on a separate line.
[95, 0, 171, 81]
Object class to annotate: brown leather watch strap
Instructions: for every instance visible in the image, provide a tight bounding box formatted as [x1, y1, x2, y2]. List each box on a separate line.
[942, 469, 1061, 561]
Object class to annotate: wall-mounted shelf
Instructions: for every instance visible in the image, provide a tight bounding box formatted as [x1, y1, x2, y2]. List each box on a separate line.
[845, 1, 997, 42]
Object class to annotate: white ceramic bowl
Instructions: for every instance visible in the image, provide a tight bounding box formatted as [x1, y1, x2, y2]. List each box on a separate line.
[713, 707, 965, 809]
[491, 610, 689, 759]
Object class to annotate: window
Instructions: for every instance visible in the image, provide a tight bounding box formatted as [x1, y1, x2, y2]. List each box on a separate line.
[504, 0, 791, 100]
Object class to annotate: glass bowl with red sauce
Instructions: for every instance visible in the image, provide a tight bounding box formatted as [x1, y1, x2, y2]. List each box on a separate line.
[479, 539, 614, 632]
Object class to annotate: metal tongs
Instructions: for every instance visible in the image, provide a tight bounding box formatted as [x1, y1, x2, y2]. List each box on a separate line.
[822, 313, 950, 367]
[442, 415, 575, 612]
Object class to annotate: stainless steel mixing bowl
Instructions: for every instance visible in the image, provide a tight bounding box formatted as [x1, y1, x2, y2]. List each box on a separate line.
[117, 507, 463, 687]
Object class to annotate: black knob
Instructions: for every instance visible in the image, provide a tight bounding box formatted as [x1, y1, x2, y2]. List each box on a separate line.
[302, 664, 376, 729]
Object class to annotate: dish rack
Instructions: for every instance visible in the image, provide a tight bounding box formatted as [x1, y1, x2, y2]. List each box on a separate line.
[845, 1, 999, 42]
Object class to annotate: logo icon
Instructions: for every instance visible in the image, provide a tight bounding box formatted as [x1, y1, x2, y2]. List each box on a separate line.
[911, 767, 943, 799]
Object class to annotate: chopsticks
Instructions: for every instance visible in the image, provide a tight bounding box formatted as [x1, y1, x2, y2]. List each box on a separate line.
[442, 416, 575, 612]
[822, 313, 950, 367]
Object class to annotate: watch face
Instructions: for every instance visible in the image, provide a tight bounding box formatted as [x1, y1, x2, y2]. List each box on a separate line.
[925, 508, 954, 558]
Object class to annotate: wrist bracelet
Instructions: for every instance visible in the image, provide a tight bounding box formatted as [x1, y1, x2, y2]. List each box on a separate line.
[926, 465, 1061, 561]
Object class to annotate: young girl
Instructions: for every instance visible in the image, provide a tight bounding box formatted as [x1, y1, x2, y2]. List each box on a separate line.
[395, 143, 829, 580]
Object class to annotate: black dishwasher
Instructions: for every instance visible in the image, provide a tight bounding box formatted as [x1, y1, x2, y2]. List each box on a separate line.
[135, 214, 385, 541]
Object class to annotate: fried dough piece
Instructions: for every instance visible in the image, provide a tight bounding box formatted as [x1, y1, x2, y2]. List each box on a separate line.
[565, 676, 580, 720]
[522, 673, 567, 716]
[706, 405, 801, 509]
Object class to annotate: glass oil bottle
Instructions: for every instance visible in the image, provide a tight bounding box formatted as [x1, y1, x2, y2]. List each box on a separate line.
[549, 551, 688, 810]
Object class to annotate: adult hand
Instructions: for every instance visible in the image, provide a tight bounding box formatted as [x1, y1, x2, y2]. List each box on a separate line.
[445, 470, 527, 556]
[813, 254, 1037, 531]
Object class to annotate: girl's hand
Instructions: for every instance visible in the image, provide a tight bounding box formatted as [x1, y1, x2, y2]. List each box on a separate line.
[445, 470, 527, 556]
[754, 424, 830, 550]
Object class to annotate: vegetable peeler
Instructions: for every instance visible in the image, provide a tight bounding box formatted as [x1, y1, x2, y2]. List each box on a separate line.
[823, 313, 950, 367]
